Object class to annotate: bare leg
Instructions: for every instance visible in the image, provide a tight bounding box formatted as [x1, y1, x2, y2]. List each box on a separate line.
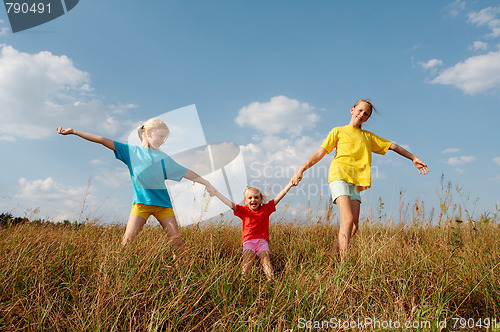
[242, 249, 255, 278]
[158, 216, 184, 260]
[122, 215, 147, 246]
[258, 251, 274, 281]
[335, 196, 361, 259]
[333, 217, 359, 256]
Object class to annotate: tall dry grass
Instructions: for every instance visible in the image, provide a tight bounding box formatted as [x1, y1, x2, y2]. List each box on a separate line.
[0, 214, 499, 331]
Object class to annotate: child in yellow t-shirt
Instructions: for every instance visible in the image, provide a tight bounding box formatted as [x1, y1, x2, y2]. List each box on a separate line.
[291, 99, 429, 259]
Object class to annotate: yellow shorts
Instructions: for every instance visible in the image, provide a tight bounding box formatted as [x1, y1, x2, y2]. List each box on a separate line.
[130, 204, 175, 220]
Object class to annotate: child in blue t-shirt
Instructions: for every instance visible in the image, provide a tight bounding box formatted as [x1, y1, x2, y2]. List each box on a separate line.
[57, 118, 215, 258]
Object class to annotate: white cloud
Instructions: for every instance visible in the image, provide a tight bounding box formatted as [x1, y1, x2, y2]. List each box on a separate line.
[468, 6, 500, 37]
[442, 148, 460, 154]
[235, 95, 320, 136]
[431, 50, 500, 94]
[0, 135, 15, 141]
[15, 177, 86, 201]
[469, 41, 489, 52]
[242, 134, 324, 175]
[239, 132, 334, 201]
[12, 177, 110, 222]
[493, 156, 500, 166]
[0, 45, 134, 140]
[447, 155, 476, 166]
[419, 59, 443, 71]
[425, 6, 500, 94]
[443, 0, 467, 18]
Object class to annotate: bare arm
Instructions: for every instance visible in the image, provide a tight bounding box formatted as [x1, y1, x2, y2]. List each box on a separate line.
[273, 181, 294, 206]
[291, 147, 327, 185]
[183, 170, 217, 196]
[213, 190, 236, 210]
[56, 127, 115, 151]
[389, 143, 429, 175]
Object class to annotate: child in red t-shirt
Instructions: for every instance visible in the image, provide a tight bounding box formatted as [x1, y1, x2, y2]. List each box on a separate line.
[214, 182, 294, 281]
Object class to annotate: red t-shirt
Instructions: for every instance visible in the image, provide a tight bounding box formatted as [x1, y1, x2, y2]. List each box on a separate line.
[234, 201, 276, 243]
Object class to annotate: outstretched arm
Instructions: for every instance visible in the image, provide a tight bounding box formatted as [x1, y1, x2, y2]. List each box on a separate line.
[56, 127, 115, 151]
[389, 143, 429, 175]
[273, 181, 294, 206]
[291, 147, 327, 185]
[213, 190, 236, 210]
[183, 170, 217, 196]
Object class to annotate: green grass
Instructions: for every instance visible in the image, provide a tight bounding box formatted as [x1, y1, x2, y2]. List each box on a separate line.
[0, 219, 499, 331]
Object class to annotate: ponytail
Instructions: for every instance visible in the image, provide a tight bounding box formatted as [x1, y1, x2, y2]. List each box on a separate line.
[137, 119, 169, 149]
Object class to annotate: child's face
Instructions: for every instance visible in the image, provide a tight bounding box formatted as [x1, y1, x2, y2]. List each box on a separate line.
[147, 128, 168, 149]
[350, 102, 372, 124]
[244, 189, 263, 210]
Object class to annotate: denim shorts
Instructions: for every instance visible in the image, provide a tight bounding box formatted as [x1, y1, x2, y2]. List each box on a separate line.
[329, 180, 361, 204]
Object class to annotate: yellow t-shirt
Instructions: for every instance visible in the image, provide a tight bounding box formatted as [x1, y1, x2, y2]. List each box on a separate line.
[321, 125, 392, 191]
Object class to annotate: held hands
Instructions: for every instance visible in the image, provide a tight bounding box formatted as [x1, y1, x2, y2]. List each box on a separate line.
[412, 157, 429, 175]
[56, 127, 75, 135]
[291, 169, 304, 186]
[205, 183, 217, 197]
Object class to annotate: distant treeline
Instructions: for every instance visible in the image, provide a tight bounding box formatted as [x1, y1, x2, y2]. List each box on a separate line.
[0, 212, 81, 227]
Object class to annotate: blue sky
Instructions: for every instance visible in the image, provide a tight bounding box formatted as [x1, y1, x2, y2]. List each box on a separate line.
[0, 0, 499, 224]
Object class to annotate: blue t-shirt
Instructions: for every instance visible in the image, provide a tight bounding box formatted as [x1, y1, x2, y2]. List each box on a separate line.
[113, 141, 188, 208]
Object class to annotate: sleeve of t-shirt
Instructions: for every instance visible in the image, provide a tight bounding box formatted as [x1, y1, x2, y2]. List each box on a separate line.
[233, 204, 246, 218]
[113, 141, 130, 164]
[369, 132, 392, 155]
[162, 155, 188, 182]
[320, 128, 338, 154]
[264, 200, 277, 214]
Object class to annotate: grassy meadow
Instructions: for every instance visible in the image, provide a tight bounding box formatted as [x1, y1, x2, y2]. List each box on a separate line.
[1, 206, 499, 331]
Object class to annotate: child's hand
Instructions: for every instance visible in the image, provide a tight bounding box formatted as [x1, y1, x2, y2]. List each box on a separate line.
[291, 171, 303, 186]
[286, 180, 296, 190]
[205, 184, 217, 197]
[413, 157, 429, 175]
[57, 127, 75, 135]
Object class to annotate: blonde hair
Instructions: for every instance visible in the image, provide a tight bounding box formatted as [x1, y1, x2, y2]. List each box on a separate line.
[353, 99, 377, 115]
[243, 186, 267, 204]
[353, 99, 377, 128]
[137, 118, 169, 149]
